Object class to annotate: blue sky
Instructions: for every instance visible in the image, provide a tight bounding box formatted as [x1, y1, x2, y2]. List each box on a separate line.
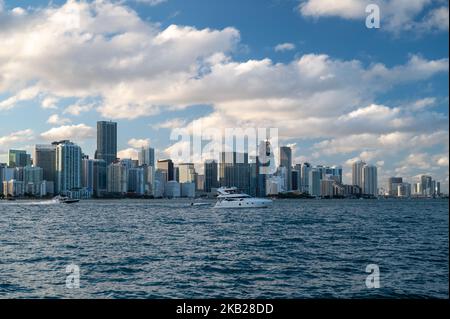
[0, 0, 448, 191]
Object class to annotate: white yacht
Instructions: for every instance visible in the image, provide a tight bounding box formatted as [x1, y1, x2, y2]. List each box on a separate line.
[214, 187, 273, 209]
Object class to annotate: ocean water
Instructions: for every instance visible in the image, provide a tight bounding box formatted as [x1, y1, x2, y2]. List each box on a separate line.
[0, 199, 448, 299]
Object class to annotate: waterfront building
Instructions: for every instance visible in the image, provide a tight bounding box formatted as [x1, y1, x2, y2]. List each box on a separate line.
[55, 141, 82, 195]
[157, 159, 174, 182]
[96, 121, 117, 165]
[128, 167, 145, 195]
[362, 165, 378, 196]
[279, 146, 292, 191]
[308, 169, 321, 197]
[352, 160, 366, 189]
[81, 157, 94, 193]
[388, 177, 403, 196]
[181, 182, 196, 198]
[34, 144, 56, 183]
[8, 149, 31, 168]
[138, 147, 155, 167]
[204, 160, 218, 193]
[219, 152, 251, 195]
[107, 161, 128, 194]
[165, 181, 180, 198]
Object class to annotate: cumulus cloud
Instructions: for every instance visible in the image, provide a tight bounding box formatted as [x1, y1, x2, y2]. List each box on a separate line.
[0, 129, 34, 146]
[298, 0, 449, 34]
[63, 101, 94, 115]
[40, 124, 95, 141]
[47, 114, 71, 125]
[133, 0, 168, 6]
[275, 42, 296, 52]
[128, 138, 150, 148]
[118, 148, 138, 160]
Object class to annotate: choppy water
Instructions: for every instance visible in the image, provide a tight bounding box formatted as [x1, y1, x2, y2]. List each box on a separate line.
[0, 199, 448, 299]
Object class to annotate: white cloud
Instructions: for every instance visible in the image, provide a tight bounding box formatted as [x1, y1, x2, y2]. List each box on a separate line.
[133, 0, 168, 5]
[128, 138, 150, 148]
[41, 96, 59, 109]
[0, 86, 40, 110]
[275, 42, 296, 52]
[118, 148, 138, 160]
[40, 124, 95, 141]
[47, 114, 71, 125]
[63, 101, 94, 115]
[153, 118, 187, 129]
[298, 0, 449, 34]
[0, 129, 34, 146]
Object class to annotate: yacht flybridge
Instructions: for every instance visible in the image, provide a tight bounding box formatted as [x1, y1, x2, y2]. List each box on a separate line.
[214, 187, 273, 209]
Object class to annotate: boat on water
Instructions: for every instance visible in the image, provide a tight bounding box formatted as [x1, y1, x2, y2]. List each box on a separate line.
[214, 187, 273, 209]
[53, 196, 80, 204]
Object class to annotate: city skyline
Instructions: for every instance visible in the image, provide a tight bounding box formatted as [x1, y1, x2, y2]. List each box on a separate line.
[0, 0, 448, 193]
[0, 119, 446, 197]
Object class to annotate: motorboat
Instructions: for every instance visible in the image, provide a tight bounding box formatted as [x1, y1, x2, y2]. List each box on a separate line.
[214, 187, 272, 209]
[53, 196, 80, 204]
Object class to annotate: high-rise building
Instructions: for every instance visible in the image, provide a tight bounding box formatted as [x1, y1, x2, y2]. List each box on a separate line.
[397, 183, 411, 198]
[96, 121, 117, 165]
[362, 165, 378, 196]
[138, 147, 155, 167]
[23, 166, 44, 196]
[279, 146, 292, 191]
[128, 167, 145, 195]
[157, 159, 174, 182]
[204, 160, 218, 193]
[308, 169, 321, 197]
[81, 157, 94, 194]
[93, 159, 107, 197]
[107, 161, 128, 194]
[154, 169, 167, 198]
[292, 170, 299, 191]
[8, 150, 31, 168]
[420, 175, 433, 196]
[388, 177, 403, 196]
[300, 163, 311, 193]
[165, 181, 180, 198]
[55, 141, 82, 194]
[34, 144, 56, 183]
[219, 152, 250, 195]
[179, 163, 196, 183]
[352, 160, 366, 189]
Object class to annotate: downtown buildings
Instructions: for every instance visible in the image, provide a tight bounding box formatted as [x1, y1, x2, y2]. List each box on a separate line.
[1, 120, 446, 199]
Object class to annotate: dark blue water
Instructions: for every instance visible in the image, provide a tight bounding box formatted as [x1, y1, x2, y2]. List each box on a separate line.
[0, 199, 448, 298]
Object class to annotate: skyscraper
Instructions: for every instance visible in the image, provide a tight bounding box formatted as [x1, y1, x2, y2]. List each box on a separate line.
[388, 177, 403, 196]
[178, 163, 196, 183]
[362, 165, 378, 196]
[157, 159, 174, 182]
[107, 161, 128, 194]
[55, 141, 82, 194]
[204, 160, 218, 193]
[96, 121, 117, 165]
[8, 150, 31, 168]
[219, 152, 250, 194]
[279, 146, 292, 191]
[34, 144, 56, 183]
[300, 163, 311, 193]
[81, 157, 94, 192]
[138, 147, 155, 167]
[93, 159, 107, 197]
[352, 160, 366, 189]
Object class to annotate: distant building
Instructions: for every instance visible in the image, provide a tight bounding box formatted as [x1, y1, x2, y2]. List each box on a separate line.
[320, 179, 335, 197]
[157, 159, 174, 182]
[23, 166, 44, 196]
[8, 150, 31, 168]
[3, 180, 24, 197]
[352, 160, 366, 189]
[138, 147, 155, 167]
[34, 144, 56, 184]
[55, 141, 82, 195]
[388, 177, 403, 196]
[165, 181, 180, 198]
[82, 158, 94, 193]
[107, 161, 128, 194]
[308, 169, 321, 197]
[93, 159, 107, 197]
[279, 146, 292, 191]
[179, 163, 196, 183]
[181, 182, 196, 198]
[128, 167, 145, 195]
[204, 160, 218, 192]
[397, 183, 411, 198]
[96, 121, 117, 165]
[219, 152, 250, 195]
[362, 165, 377, 196]
[300, 163, 311, 193]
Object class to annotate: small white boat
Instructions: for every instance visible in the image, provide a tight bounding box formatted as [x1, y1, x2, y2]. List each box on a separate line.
[53, 196, 80, 204]
[214, 187, 272, 209]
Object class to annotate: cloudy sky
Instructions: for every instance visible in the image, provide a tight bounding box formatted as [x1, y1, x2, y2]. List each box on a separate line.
[0, 0, 448, 191]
